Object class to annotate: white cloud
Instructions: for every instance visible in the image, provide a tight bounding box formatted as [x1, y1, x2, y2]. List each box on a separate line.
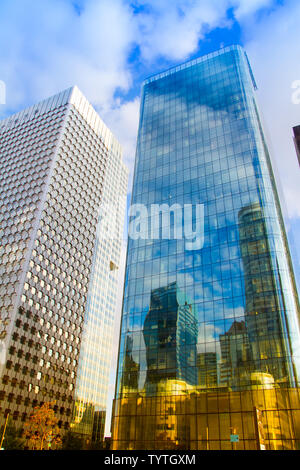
[0, 0, 287, 176]
[0, 0, 280, 119]
[0, 0, 135, 114]
[243, 0, 300, 218]
[233, 0, 275, 19]
[101, 97, 140, 182]
[132, 0, 278, 63]
[134, 0, 231, 62]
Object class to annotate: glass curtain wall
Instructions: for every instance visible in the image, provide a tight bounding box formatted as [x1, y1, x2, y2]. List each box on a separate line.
[112, 45, 300, 450]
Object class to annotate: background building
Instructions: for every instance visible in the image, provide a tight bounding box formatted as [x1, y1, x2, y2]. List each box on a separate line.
[0, 86, 128, 445]
[112, 45, 300, 450]
[293, 125, 300, 166]
[143, 282, 198, 393]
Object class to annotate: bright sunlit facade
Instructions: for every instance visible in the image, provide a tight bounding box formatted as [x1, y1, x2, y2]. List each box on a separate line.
[0, 86, 128, 444]
[112, 45, 300, 450]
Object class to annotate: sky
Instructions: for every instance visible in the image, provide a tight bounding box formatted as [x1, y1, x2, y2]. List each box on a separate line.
[0, 0, 299, 436]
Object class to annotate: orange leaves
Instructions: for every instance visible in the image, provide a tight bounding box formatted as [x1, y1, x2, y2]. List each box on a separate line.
[24, 401, 62, 450]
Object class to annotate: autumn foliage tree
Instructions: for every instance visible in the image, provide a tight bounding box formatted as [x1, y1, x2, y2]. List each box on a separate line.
[24, 402, 62, 450]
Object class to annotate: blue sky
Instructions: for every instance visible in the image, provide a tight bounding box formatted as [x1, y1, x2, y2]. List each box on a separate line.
[1, 0, 298, 283]
[0, 0, 300, 434]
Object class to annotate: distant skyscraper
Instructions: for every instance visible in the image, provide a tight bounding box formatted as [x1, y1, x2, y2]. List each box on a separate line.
[219, 320, 251, 388]
[293, 125, 300, 166]
[143, 282, 198, 392]
[112, 45, 300, 450]
[0, 87, 128, 445]
[197, 352, 218, 388]
[238, 203, 290, 384]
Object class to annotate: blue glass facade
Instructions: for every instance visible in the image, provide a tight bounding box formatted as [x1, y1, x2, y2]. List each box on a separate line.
[112, 45, 300, 450]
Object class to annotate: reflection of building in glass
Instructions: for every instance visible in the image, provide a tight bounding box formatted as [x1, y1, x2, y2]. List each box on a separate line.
[112, 45, 300, 450]
[219, 321, 251, 388]
[112, 386, 299, 450]
[197, 352, 218, 388]
[120, 335, 140, 394]
[239, 203, 290, 385]
[70, 401, 95, 438]
[92, 410, 106, 443]
[143, 282, 198, 393]
[0, 87, 128, 445]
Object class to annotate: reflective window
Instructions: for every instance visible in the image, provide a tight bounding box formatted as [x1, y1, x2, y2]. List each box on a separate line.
[113, 45, 300, 451]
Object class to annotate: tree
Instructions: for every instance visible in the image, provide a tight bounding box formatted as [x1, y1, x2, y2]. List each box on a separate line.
[24, 402, 62, 450]
[0, 417, 25, 450]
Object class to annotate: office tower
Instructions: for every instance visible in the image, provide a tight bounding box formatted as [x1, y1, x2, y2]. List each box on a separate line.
[0, 86, 128, 445]
[143, 282, 198, 392]
[112, 45, 300, 450]
[197, 352, 218, 388]
[120, 335, 140, 393]
[238, 203, 289, 384]
[293, 126, 300, 166]
[219, 320, 251, 388]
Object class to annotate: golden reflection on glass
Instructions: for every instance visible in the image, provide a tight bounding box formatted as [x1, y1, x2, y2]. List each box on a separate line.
[112, 45, 300, 450]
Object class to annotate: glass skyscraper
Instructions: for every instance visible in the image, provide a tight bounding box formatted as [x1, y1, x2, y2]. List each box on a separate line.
[0, 86, 128, 445]
[112, 45, 300, 450]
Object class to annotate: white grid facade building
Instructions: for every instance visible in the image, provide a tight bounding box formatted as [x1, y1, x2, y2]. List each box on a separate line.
[0, 86, 128, 442]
